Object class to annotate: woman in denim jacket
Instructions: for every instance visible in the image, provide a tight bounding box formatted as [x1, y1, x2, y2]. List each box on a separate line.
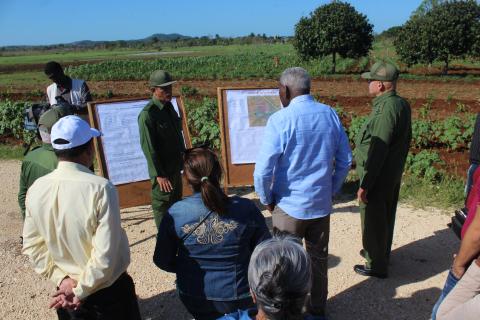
[153, 147, 271, 320]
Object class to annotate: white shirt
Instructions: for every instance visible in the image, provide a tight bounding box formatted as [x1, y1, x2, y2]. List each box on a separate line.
[22, 161, 130, 300]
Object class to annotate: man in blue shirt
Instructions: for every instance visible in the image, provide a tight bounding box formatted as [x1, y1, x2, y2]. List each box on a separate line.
[254, 67, 352, 319]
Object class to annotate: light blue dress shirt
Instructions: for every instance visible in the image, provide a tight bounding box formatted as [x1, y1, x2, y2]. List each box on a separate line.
[253, 94, 352, 219]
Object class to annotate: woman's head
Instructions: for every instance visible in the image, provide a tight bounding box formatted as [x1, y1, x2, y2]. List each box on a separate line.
[248, 235, 312, 320]
[183, 147, 228, 214]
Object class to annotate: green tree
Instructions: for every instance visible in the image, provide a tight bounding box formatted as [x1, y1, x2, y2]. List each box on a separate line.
[395, 0, 480, 74]
[293, 1, 373, 73]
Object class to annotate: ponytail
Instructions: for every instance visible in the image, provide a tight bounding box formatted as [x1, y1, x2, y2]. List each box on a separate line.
[184, 148, 229, 215]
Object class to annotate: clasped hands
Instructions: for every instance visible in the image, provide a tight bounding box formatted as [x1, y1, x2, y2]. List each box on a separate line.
[49, 277, 81, 310]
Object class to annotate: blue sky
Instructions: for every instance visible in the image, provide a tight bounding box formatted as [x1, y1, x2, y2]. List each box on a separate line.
[0, 0, 421, 46]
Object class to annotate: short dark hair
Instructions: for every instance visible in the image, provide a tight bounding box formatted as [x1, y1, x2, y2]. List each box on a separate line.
[53, 139, 92, 160]
[44, 61, 63, 76]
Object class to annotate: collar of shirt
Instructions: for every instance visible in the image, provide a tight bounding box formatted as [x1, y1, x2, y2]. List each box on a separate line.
[56, 161, 92, 174]
[288, 94, 314, 106]
[152, 97, 172, 110]
[42, 143, 54, 152]
[373, 90, 396, 106]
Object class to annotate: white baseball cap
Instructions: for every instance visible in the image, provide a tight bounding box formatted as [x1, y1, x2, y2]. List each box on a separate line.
[51, 115, 101, 150]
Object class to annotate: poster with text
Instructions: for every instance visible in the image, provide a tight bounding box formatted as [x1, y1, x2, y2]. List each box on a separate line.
[96, 98, 181, 185]
[226, 89, 281, 164]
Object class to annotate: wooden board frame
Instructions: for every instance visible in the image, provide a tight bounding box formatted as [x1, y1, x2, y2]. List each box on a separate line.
[217, 87, 280, 190]
[87, 97, 192, 209]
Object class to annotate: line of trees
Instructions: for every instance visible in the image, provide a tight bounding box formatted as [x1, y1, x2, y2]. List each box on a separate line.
[293, 0, 480, 74]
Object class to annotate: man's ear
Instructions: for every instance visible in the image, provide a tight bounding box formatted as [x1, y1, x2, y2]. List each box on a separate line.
[285, 85, 291, 100]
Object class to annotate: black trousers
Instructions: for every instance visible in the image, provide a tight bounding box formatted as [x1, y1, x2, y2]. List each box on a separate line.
[57, 273, 141, 320]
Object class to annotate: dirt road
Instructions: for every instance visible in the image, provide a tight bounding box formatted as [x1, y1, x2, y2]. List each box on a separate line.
[0, 160, 459, 320]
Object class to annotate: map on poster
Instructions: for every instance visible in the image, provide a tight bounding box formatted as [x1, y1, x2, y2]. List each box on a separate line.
[226, 89, 281, 164]
[96, 98, 181, 185]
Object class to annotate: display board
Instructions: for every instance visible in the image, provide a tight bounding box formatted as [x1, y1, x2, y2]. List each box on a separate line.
[88, 97, 192, 208]
[217, 87, 282, 188]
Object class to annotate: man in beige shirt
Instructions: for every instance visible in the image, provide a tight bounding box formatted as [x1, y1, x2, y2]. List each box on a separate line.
[22, 115, 141, 320]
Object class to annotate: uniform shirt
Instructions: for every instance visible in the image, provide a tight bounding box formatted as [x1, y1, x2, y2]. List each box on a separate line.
[354, 91, 412, 190]
[22, 161, 130, 300]
[18, 143, 58, 218]
[138, 97, 185, 179]
[254, 94, 352, 219]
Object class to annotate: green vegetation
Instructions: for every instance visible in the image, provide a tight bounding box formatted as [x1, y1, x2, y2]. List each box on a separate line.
[293, 1, 373, 73]
[400, 173, 464, 208]
[184, 97, 221, 150]
[0, 100, 36, 145]
[0, 144, 25, 159]
[65, 47, 369, 81]
[395, 0, 480, 74]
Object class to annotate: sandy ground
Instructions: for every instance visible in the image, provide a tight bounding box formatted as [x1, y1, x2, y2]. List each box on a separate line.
[0, 159, 459, 320]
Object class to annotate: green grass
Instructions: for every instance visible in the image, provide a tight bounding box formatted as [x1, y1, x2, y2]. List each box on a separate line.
[0, 144, 26, 159]
[399, 174, 465, 209]
[0, 48, 144, 65]
[0, 71, 47, 87]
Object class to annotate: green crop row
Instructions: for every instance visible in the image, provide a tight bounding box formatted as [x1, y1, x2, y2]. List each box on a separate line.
[65, 53, 369, 81]
[339, 112, 475, 152]
[0, 97, 475, 159]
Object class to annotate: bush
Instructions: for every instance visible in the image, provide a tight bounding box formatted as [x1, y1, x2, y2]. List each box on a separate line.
[184, 97, 220, 150]
[0, 100, 36, 144]
[405, 150, 445, 182]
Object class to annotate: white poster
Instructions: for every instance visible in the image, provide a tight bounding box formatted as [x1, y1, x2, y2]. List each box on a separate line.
[96, 98, 181, 185]
[226, 89, 281, 164]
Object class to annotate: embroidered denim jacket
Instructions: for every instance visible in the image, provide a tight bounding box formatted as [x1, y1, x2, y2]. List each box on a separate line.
[153, 193, 271, 301]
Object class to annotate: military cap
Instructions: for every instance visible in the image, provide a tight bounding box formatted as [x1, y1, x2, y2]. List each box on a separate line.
[149, 70, 176, 87]
[361, 61, 399, 82]
[38, 105, 74, 133]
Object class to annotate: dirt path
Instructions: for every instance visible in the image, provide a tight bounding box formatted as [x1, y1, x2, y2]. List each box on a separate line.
[1, 160, 459, 320]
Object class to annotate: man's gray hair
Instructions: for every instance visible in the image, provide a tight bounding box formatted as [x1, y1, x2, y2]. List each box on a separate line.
[279, 67, 311, 93]
[248, 235, 312, 319]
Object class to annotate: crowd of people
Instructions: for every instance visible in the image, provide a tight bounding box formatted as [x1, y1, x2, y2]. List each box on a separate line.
[16, 61, 480, 319]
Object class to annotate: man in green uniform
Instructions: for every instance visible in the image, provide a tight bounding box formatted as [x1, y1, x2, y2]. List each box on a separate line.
[353, 61, 412, 278]
[138, 70, 185, 229]
[18, 107, 70, 219]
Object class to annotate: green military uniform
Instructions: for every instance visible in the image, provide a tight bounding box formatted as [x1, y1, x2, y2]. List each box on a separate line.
[138, 96, 185, 229]
[355, 63, 412, 275]
[18, 106, 73, 219]
[18, 144, 58, 219]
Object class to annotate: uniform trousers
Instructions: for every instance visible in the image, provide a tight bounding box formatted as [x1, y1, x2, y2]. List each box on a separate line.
[360, 181, 401, 274]
[151, 172, 182, 229]
[272, 207, 330, 317]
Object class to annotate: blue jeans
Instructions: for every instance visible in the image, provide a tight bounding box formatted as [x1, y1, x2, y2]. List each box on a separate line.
[179, 294, 254, 320]
[465, 163, 479, 198]
[431, 270, 460, 320]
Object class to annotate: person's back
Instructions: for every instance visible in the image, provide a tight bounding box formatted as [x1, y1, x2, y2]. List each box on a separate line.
[263, 96, 346, 216]
[164, 194, 269, 300]
[154, 147, 270, 320]
[22, 116, 140, 320]
[18, 144, 57, 217]
[25, 162, 129, 276]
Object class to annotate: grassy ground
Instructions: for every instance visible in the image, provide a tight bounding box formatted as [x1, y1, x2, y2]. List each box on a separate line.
[0, 144, 25, 160]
